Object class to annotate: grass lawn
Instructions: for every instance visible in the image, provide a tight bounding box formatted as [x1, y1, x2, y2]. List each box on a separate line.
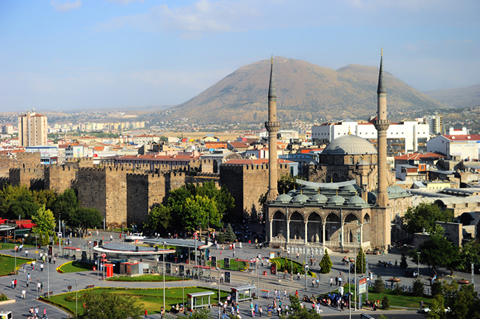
[0, 242, 35, 250]
[44, 287, 229, 315]
[209, 259, 247, 271]
[58, 261, 94, 273]
[337, 284, 432, 310]
[106, 274, 189, 282]
[0, 254, 35, 276]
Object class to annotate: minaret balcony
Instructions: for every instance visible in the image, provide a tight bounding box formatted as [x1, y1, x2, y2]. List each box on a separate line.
[265, 121, 281, 132]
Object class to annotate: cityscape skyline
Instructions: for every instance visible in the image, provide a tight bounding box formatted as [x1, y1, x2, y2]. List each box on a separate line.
[0, 0, 479, 112]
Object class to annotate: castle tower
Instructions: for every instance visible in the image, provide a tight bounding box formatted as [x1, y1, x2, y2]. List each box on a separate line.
[265, 56, 281, 201]
[374, 49, 390, 207]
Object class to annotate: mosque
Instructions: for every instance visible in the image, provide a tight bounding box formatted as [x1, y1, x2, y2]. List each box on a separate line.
[265, 53, 412, 252]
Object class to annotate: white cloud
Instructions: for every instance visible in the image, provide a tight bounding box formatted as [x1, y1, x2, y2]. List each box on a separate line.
[50, 0, 81, 12]
[106, 0, 144, 4]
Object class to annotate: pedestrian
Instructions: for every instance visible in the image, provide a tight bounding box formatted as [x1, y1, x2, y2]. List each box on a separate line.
[41, 263, 44, 272]
[11, 279, 14, 289]
[267, 305, 272, 317]
[259, 306, 263, 317]
[35, 307, 39, 317]
[144, 308, 148, 319]
[25, 249, 28, 257]
[295, 290, 298, 299]
[338, 276, 342, 286]
[23, 264, 26, 273]
[43, 307, 47, 318]
[22, 289, 26, 299]
[53, 256, 56, 264]
[14, 278, 17, 288]
[250, 302, 254, 317]
[420, 300, 424, 309]
[37, 282, 41, 292]
[330, 277, 333, 287]
[335, 276, 338, 286]
[283, 289, 287, 300]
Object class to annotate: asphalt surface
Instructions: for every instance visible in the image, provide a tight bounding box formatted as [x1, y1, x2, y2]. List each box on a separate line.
[1, 229, 478, 319]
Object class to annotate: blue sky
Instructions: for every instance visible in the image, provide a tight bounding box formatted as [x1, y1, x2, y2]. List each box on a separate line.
[0, 0, 479, 112]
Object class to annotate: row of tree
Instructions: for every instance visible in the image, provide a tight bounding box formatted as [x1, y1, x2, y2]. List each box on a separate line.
[0, 185, 103, 238]
[144, 181, 235, 235]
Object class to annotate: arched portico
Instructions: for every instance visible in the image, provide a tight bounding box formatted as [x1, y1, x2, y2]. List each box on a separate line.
[307, 212, 322, 243]
[272, 211, 287, 240]
[289, 211, 304, 241]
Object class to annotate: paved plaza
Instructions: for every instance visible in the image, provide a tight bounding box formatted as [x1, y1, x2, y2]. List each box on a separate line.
[0, 230, 478, 318]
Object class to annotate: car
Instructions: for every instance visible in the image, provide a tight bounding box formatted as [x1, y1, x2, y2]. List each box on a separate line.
[125, 233, 146, 242]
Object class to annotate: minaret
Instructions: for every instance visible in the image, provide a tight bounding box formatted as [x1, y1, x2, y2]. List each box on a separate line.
[266, 56, 281, 201]
[374, 49, 390, 207]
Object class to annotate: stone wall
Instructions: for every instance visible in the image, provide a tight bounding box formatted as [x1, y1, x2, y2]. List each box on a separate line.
[44, 165, 77, 193]
[9, 168, 44, 190]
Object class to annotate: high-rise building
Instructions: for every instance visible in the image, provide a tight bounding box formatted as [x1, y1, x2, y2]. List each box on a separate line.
[18, 111, 48, 147]
[425, 114, 443, 135]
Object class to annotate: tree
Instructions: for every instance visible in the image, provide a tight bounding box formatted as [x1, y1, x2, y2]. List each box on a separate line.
[403, 202, 453, 234]
[52, 188, 78, 222]
[428, 295, 446, 319]
[32, 189, 57, 211]
[381, 296, 390, 310]
[355, 247, 366, 274]
[373, 273, 385, 294]
[32, 205, 56, 245]
[400, 251, 408, 269]
[76, 290, 143, 319]
[195, 182, 235, 221]
[459, 241, 480, 272]
[182, 195, 221, 232]
[70, 207, 103, 236]
[278, 174, 300, 194]
[419, 232, 460, 276]
[319, 249, 333, 274]
[412, 278, 424, 297]
[144, 205, 171, 235]
[224, 223, 236, 243]
[0, 185, 40, 219]
[285, 295, 322, 319]
[443, 280, 480, 319]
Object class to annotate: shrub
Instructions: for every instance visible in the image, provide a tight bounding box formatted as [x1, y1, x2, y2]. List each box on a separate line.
[0, 293, 8, 301]
[319, 249, 333, 274]
[412, 278, 424, 297]
[64, 295, 74, 302]
[393, 283, 402, 295]
[373, 273, 385, 294]
[431, 280, 442, 297]
[382, 296, 390, 310]
[400, 251, 408, 269]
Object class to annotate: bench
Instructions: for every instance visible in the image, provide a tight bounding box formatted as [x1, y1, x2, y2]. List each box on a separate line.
[86, 285, 95, 289]
[44, 291, 53, 297]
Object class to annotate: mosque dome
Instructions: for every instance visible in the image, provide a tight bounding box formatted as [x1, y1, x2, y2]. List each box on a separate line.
[309, 193, 328, 204]
[341, 184, 357, 192]
[292, 193, 309, 204]
[322, 135, 377, 155]
[348, 195, 367, 206]
[328, 195, 345, 205]
[275, 194, 292, 204]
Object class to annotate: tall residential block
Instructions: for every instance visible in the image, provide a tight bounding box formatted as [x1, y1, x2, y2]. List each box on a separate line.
[18, 111, 48, 147]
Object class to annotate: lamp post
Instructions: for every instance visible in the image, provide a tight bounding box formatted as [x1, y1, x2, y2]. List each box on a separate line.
[163, 241, 166, 313]
[417, 251, 420, 277]
[217, 265, 221, 319]
[75, 279, 78, 317]
[304, 247, 308, 290]
[47, 245, 50, 299]
[14, 230, 16, 274]
[472, 263, 475, 290]
[348, 259, 351, 319]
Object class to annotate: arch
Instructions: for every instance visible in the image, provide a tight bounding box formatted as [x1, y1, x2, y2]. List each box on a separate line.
[333, 172, 340, 182]
[272, 211, 287, 239]
[289, 211, 304, 240]
[325, 213, 341, 242]
[364, 213, 371, 223]
[344, 213, 360, 243]
[307, 212, 323, 243]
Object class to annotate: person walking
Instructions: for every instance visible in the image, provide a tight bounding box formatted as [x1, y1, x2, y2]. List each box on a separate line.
[43, 307, 47, 318]
[22, 289, 26, 299]
[144, 308, 148, 319]
[259, 306, 262, 317]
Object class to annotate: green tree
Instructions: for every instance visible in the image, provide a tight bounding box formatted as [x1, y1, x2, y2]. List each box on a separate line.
[403, 202, 453, 234]
[412, 278, 424, 297]
[459, 241, 480, 271]
[373, 273, 385, 294]
[382, 296, 390, 310]
[443, 281, 480, 319]
[419, 232, 460, 276]
[52, 188, 78, 222]
[224, 223, 236, 243]
[195, 181, 235, 220]
[428, 295, 446, 319]
[355, 247, 366, 273]
[32, 189, 57, 211]
[0, 185, 40, 219]
[284, 295, 322, 319]
[76, 291, 143, 319]
[70, 207, 103, 236]
[32, 205, 56, 245]
[400, 251, 408, 269]
[319, 249, 333, 274]
[182, 195, 220, 232]
[278, 174, 300, 194]
[144, 205, 171, 235]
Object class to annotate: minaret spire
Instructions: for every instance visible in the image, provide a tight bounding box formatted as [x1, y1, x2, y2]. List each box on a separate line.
[374, 49, 390, 207]
[265, 56, 281, 202]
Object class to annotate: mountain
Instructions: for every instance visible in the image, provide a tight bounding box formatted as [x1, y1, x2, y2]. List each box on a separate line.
[165, 57, 446, 123]
[424, 84, 480, 108]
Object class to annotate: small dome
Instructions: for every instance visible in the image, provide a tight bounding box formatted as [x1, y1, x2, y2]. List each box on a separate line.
[328, 195, 345, 205]
[393, 185, 406, 193]
[387, 186, 397, 194]
[292, 194, 309, 204]
[309, 193, 328, 204]
[275, 194, 292, 204]
[348, 195, 367, 206]
[341, 184, 357, 192]
[322, 135, 377, 155]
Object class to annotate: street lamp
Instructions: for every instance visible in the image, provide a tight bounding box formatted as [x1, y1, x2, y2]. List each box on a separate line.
[217, 265, 221, 319]
[417, 251, 420, 277]
[163, 241, 166, 313]
[75, 279, 78, 317]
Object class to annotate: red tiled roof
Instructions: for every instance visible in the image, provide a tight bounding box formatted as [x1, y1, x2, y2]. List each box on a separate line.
[394, 152, 446, 160]
[224, 159, 294, 165]
[228, 142, 250, 148]
[118, 154, 200, 161]
[443, 134, 480, 141]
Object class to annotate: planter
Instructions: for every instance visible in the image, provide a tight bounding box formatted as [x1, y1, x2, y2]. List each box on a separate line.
[458, 280, 470, 284]
[389, 278, 401, 282]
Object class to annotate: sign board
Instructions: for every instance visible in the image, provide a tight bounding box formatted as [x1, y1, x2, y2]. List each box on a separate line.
[269, 252, 275, 259]
[211, 256, 217, 267]
[225, 271, 231, 283]
[358, 277, 367, 294]
[179, 265, 185, 275]
[224, 258, 230, 269]
[101, 253, 106, 259]
[166, 263, 171, 274]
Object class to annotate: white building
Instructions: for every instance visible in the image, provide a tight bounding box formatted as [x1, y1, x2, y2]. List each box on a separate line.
[425, 115, 443, 135]
[311, 118, 430, 156]
[427, 134, 480, 160]
[133, 135, 160, 145]
[65, 144, 86, 159]
[18, 111, 48, 147]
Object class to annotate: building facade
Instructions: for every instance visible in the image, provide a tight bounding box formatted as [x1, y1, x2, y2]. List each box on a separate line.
[18, 111, 48, 147]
